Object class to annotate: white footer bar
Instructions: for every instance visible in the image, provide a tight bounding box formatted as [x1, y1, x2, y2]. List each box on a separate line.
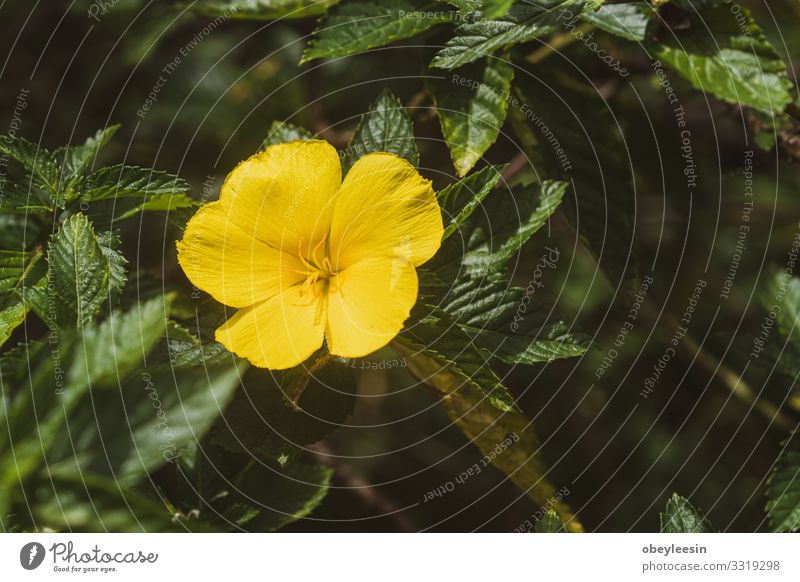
[1, 533, 798, 581]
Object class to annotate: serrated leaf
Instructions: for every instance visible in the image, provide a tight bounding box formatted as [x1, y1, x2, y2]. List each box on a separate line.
[431, 0, 586, 70]
[0, 299, 27, 350]
[581, 2, 654, 42]
[117, 193, 199, 221]
[302, 0, 452, 64]
[45, 310, 243, 485]
[660, 493, 714, 532]
[0, 179, 51, 215]
[184, 0, 336, 20]
[343, 89, 419, 172]
[0, 135, 60, 194]
[431, 179, 568, 278]
[513, 70, 637, 293]
[76, 363, 242, 484]
[438, 164, 505, 239]
[168, 339, 234, 369]
[80, 164, 189, 202]
[534, 509, 567, 532]
[53, 125, 120, 200]
[74, 295, 168, 389]
[81, 164, 189, 202]
[395, 337, 582, 531]
[211, 360, 357, 462]
[397, 303, 516, 411]
[442, 275, 589, 364]
[428, 57, 514, 176]
[766, 429, 800, 532]
[261, 121, 313, 148]
[47, 213, 111, 327]
[212, 460, 333, 531]
[651, 5, 793, 114]
[96, 230, 128, 296]
[0, 249, 44, 347]
[0, 250, 39, 294]
[177, 434, 332, 531]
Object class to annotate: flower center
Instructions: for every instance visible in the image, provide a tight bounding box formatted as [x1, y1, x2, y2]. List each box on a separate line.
[298, 236, 337, 302]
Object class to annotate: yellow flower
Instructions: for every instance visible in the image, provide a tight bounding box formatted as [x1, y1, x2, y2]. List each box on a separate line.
[177, 140, 443, 370]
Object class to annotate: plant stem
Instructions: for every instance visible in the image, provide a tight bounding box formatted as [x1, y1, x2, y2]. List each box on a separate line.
[643, 303, 796, 431]
[524, 23, 594, 65]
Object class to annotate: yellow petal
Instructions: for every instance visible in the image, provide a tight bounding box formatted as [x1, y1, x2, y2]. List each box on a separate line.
[177, 202, 306, 308]
[325, 257, 417, 358]
[215, 283, 326, 370]
[219, 140, 342, 256]
[328, 153, 443, 270]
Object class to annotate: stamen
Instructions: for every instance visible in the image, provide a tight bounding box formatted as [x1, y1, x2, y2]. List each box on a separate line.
[297, 237, 316, 271]
[313, 294, 326, 325]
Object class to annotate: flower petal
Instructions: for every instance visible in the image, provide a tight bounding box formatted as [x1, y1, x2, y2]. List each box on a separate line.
[325, 257, 418, 358]
[219, 140, 342, 256]
[215, 284, 326, 370]
[177, 202, 306, 308]
[328, 153, 443, 270]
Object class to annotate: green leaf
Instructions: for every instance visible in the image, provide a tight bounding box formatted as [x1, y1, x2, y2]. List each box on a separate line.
[660, 493, 714, 532]
[428, 58, 514, 176]
[32, 471, 181, 532]
[96, 230, 128, 296]
[184, 0, 337, 20]
[168, 339, 234, 369]
[0, 299, 26, 350]
[45, 310, 243, 485]
[211, 360, 357, 462]
[47, 213, 111, 327]
[431, 179, 568, 278]
[116, 193, 199, 222]
[534, 509, 567, 532]
[74, 295, 168, 389]
[437, 164, 505, 239]
[200, 459, 333, 531]
[442, 275, 589, 364]
[395, 337, 582, 531]
[0, 135, 60, 194]
[759, 268, 800, 342]
[581, 2, 653, 42]
[0, 215, 39, 249]
[397, 303, 516, 411]
[513, 69, 637, 293]
[0, 335, 91, 490]
[0, 249, 44, 347]
[53, 125, 120, 198]
[301, 0, 453, 64]
[343, 88, 419, 172]
[431, 0, 586, 70]
[479, 0, 514, 19]
[0, 179, 51, 215]
[0, 250, 39, 294]
[766, 429, 800, 532]
[651, 5, 793, 114]
[80, 164, 189, 202]
[261, 120, 313, 148]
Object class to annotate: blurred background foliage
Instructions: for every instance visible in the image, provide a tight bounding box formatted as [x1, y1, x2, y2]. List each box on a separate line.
[1, 0, 800, 532]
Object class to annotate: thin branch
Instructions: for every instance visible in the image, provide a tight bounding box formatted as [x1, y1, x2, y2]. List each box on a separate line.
[310, 442, 416, 532]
